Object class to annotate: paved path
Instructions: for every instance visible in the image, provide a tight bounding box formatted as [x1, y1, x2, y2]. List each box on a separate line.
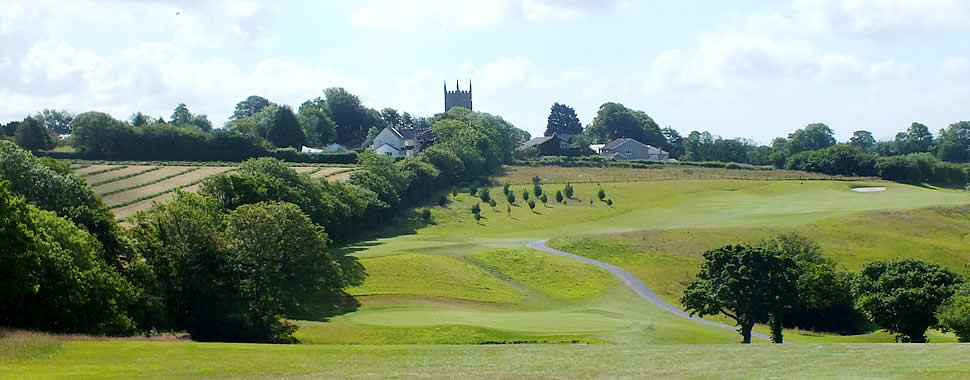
[526, 240, 773, 342]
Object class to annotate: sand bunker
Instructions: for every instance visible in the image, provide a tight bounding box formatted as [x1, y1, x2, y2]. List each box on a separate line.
[851, 186, 886, 192]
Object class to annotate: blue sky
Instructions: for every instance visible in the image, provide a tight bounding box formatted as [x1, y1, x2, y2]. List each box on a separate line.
[2, 0, 969, 143]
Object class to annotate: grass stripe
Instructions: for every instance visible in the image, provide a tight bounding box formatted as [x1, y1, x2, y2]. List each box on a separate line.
[88, 167, 161, 187]
[111, 168, 238, 211]
[80, 165, 127, 177]
[99, 167, 199, 198]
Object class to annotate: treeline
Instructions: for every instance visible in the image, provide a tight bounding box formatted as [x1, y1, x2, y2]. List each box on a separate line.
[0, 105, 529, 342]
[683, 233, 970, 344]
[540, 101, 970, 185]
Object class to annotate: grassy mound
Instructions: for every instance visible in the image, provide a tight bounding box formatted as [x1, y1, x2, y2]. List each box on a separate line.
[466, 249, 615, 301]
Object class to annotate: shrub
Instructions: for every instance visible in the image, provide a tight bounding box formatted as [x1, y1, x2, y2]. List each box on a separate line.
[875, 156, 922, 184]
[528, 199, 536, 212]
[502, 183, 510, 196]
[471, 203, 481, 215]
[597, 188, 606, 201]
[533, 183, 542, 197]
[488, 199, 497, 209]
[937, 285, 970, 342]
[421, 209, 432, 223]
[469, 187, 478, 196]
[522, 190, 529, 201]
[540, 193, 548, 205]
[564, 183, 574, 198]
[507, 192, 515, 204]
[479, 187, 491, 203]
[555, 190, 563, 203]
[438, 195, 447, 207]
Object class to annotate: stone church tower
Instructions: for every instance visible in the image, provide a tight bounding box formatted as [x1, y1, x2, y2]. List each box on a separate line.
[444, 80, 472, 111]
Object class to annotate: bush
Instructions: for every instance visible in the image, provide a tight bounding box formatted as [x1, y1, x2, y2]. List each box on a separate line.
[875, 156, 922, 184]
[786, 145, 877, 177]
[471, 203, 481, 215]
[555, 190, 563, 203]
[438, 195, 447, 207]
[937, 285, 970, 342]
[421, 209, 432, 223]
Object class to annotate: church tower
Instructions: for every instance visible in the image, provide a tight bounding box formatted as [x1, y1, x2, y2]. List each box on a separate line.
[444, 80, 472, 111]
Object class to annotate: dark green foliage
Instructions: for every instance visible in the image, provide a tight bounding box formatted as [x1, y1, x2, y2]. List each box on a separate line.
[471, 203, 481, 215]
[503, 183, 510, 196]
[232, 95, 271, 121]
[852, 259, 962, 343]
[488, 199, 497, 209]
[265, 105, 306, 148]
[936, 284, 970, 342]
[2, 121, 19, 136]
[170, 103, 192, 126]
[606, 199, 612, 206]
[15, 117, 55, 151]
[786, 145, 877, 177]
[298, 106, 337, 147]
[533, 183, 542, 197]
[544, 102, 583, 137]
[849, 130, 876, 152]
[532, 176, 542, 186]
[438, 196, 447, 207]
[564, 183, 574, 198]
[662, 127, 685, 159]
[0, 181, 135, 335]
[788, 123, 836, 154]
[315, 88, 382, 148]
[586, 102, 666, 149]
[507, 192, 515, 204]
[506, 205, 511, 216]
[421, 208, 432, 223]
[522, 190, 529, 201]
[681, 244, 799, 343]
[469, 187, 478, 196]
[35, 109, 74, 135]
[683, 131, 768, 164]
[555, 190, 563, 203]
[478, 187, 490, 203]
[474, 212, 482, 224]
[875, 156, 923, 184]
[540, 193, 548, 205]
[527, 199, 536, 212]
[597, 188, 606, 201]
[760, 234, 863, 332]
[0, 141, 125, 264]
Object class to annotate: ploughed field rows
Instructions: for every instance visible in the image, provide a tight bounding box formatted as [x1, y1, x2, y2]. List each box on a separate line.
[75, 164, 355, 220]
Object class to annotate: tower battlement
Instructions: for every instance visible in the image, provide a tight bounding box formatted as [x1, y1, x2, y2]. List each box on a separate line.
[444, 80, 472, 111]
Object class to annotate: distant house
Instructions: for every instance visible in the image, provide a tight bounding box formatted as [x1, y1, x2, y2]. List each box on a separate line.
[599, 138, 669, 161]
[371, 127, 433, 158]
[588, 144, 605, 154]
[302, 144, 351, 154]
[520, 133, 570, 156]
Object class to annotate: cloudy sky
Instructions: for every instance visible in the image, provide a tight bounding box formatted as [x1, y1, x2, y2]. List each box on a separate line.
[2, 0, 968, 143]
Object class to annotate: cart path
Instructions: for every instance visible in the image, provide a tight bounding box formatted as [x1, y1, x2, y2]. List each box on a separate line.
[526, 240, 773, 342]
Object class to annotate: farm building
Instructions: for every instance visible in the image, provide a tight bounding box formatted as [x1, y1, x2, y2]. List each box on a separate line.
[599, 138, 669, 161]
[519, 133, 570, 156]
[302, 144, 351, 154]
[371, 127, 433, 158]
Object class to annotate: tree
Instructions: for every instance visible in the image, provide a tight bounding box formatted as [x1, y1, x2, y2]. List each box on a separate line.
[522, 190, 529, 201]
[586, 102, 666, 148]
[171, 103, 193, 126]
[380, 108, 402, 129]
[852, 259, 961, 343]
[264, 105, 306, 148]
[788, 123, 836, 153]
[936, 284, 970, 342]
[35, 109, 74, 134]
[479, 187, 491, 203]
[503, 183, 510, 196]
[528, 199, 536, 212]
[606, 199, 613, 206]
[474, 212, 482, 224]
[533, 183, 543, 197]
[361, 126, 380, 149]
[191, 114, 213, 133]
[507, 192, 515, 204]
[662, 127, 685, 158]
[564, 183, 574, 198]
[129, 112, 151, 127]
[597, 188, 606, 201]
[231, 95, 271, 121]
[681, 244, 799, 343]
[506, 205, 511, 216]
[539, 193, 548, 205]
[488, 199, 497, 210]
[469, 186, 478, 196]
[849, 130, 876, 152]
[894, 122, 933, 155]
[937, 121, 970, 162]
[14, 117, 54, 150]
[544, 102, 583, 137]
[319, 88, 381, 147]
[298, 106, 337, 147]
[2, 121, 19, 136]
[555, 190, 563, 203]
[471, 203, 481, 215]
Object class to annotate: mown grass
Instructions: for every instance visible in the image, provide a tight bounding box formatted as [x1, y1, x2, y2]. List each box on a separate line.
[347, 253, 524, 303]
[4, 340, 970, 379]
[465, 249, 615, 301]
[492, 164, 862, 185]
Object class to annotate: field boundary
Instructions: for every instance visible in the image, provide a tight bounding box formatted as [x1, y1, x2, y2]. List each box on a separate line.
[89, 167, 162, 187]
[100, 168, 199, 198]
[79, 165, 127, 177]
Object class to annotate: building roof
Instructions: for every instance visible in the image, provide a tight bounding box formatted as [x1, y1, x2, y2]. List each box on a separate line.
[384, 127, 405, 140]
[397, 128, 432, 140]
[375, 142, 401, 152]
[601, 138, 638, 151]
[520, 135, 559, 149]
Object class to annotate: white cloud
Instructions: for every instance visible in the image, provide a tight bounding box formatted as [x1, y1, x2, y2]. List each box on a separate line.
[795, 0, 970, 38]
[350, 0, 622, 31]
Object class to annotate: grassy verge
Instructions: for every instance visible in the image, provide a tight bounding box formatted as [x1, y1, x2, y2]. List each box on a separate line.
[0, 330, 62, 363]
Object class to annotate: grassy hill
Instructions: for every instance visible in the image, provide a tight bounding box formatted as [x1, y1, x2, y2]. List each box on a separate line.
[6, 164, 970, 378]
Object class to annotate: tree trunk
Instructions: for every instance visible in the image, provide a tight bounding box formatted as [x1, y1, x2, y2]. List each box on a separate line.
[740, 321, 754, 344]
[769, 312, 784, 344]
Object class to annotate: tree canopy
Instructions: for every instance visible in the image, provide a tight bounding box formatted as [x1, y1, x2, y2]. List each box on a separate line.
[231, 95, 271, 121]
[585, 102, 666, 148]
[544, 102, 583, 137]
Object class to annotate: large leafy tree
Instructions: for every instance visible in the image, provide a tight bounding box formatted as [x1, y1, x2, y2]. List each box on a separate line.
[231, 95, 271, 121]
[681, 244, 799, 343]
[0, 181, 135, 335]
[35, 109, 75, 134]
[894, 122, 933, 155]
[191, 114, 213, 132]
[849, 130, 876, 152]
[586, 102, 666, 148]
[544, 102, 582, 137]
[14, 117, 54, 150]
[129, 112, 151, 127]
[788, 123, 836, 154]
[2, 121, 20, 136]
[298, 105, 337, 147]
[662, 127, 685, 158]
[936, 121, 970, 162]
[313, 88, 382, 147]
[852, 259, 961, 343]
[936, 283, 970, 342]
[170, 103, 193, 126]
[72, 111, 130, 156]
[265, 105, 305, 148]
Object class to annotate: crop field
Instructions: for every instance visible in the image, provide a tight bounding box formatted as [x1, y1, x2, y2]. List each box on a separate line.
[74, 162, 357, 220]
[9, 165, 970, 378]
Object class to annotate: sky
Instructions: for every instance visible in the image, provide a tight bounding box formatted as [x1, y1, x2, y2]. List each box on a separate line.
[2, 0, 969, 144]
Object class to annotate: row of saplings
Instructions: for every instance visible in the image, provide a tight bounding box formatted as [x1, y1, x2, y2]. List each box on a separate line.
[682, 233, 970, 343]
[453, 179, 613, 223]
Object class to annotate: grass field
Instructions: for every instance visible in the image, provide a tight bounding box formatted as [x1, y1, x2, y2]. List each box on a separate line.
[10, 164, 968, 378]
[71, 163, 356, 220]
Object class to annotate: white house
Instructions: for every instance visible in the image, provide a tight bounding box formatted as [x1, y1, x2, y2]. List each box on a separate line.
[371, 127, 433, 158]
[599, 138, 669, 161]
